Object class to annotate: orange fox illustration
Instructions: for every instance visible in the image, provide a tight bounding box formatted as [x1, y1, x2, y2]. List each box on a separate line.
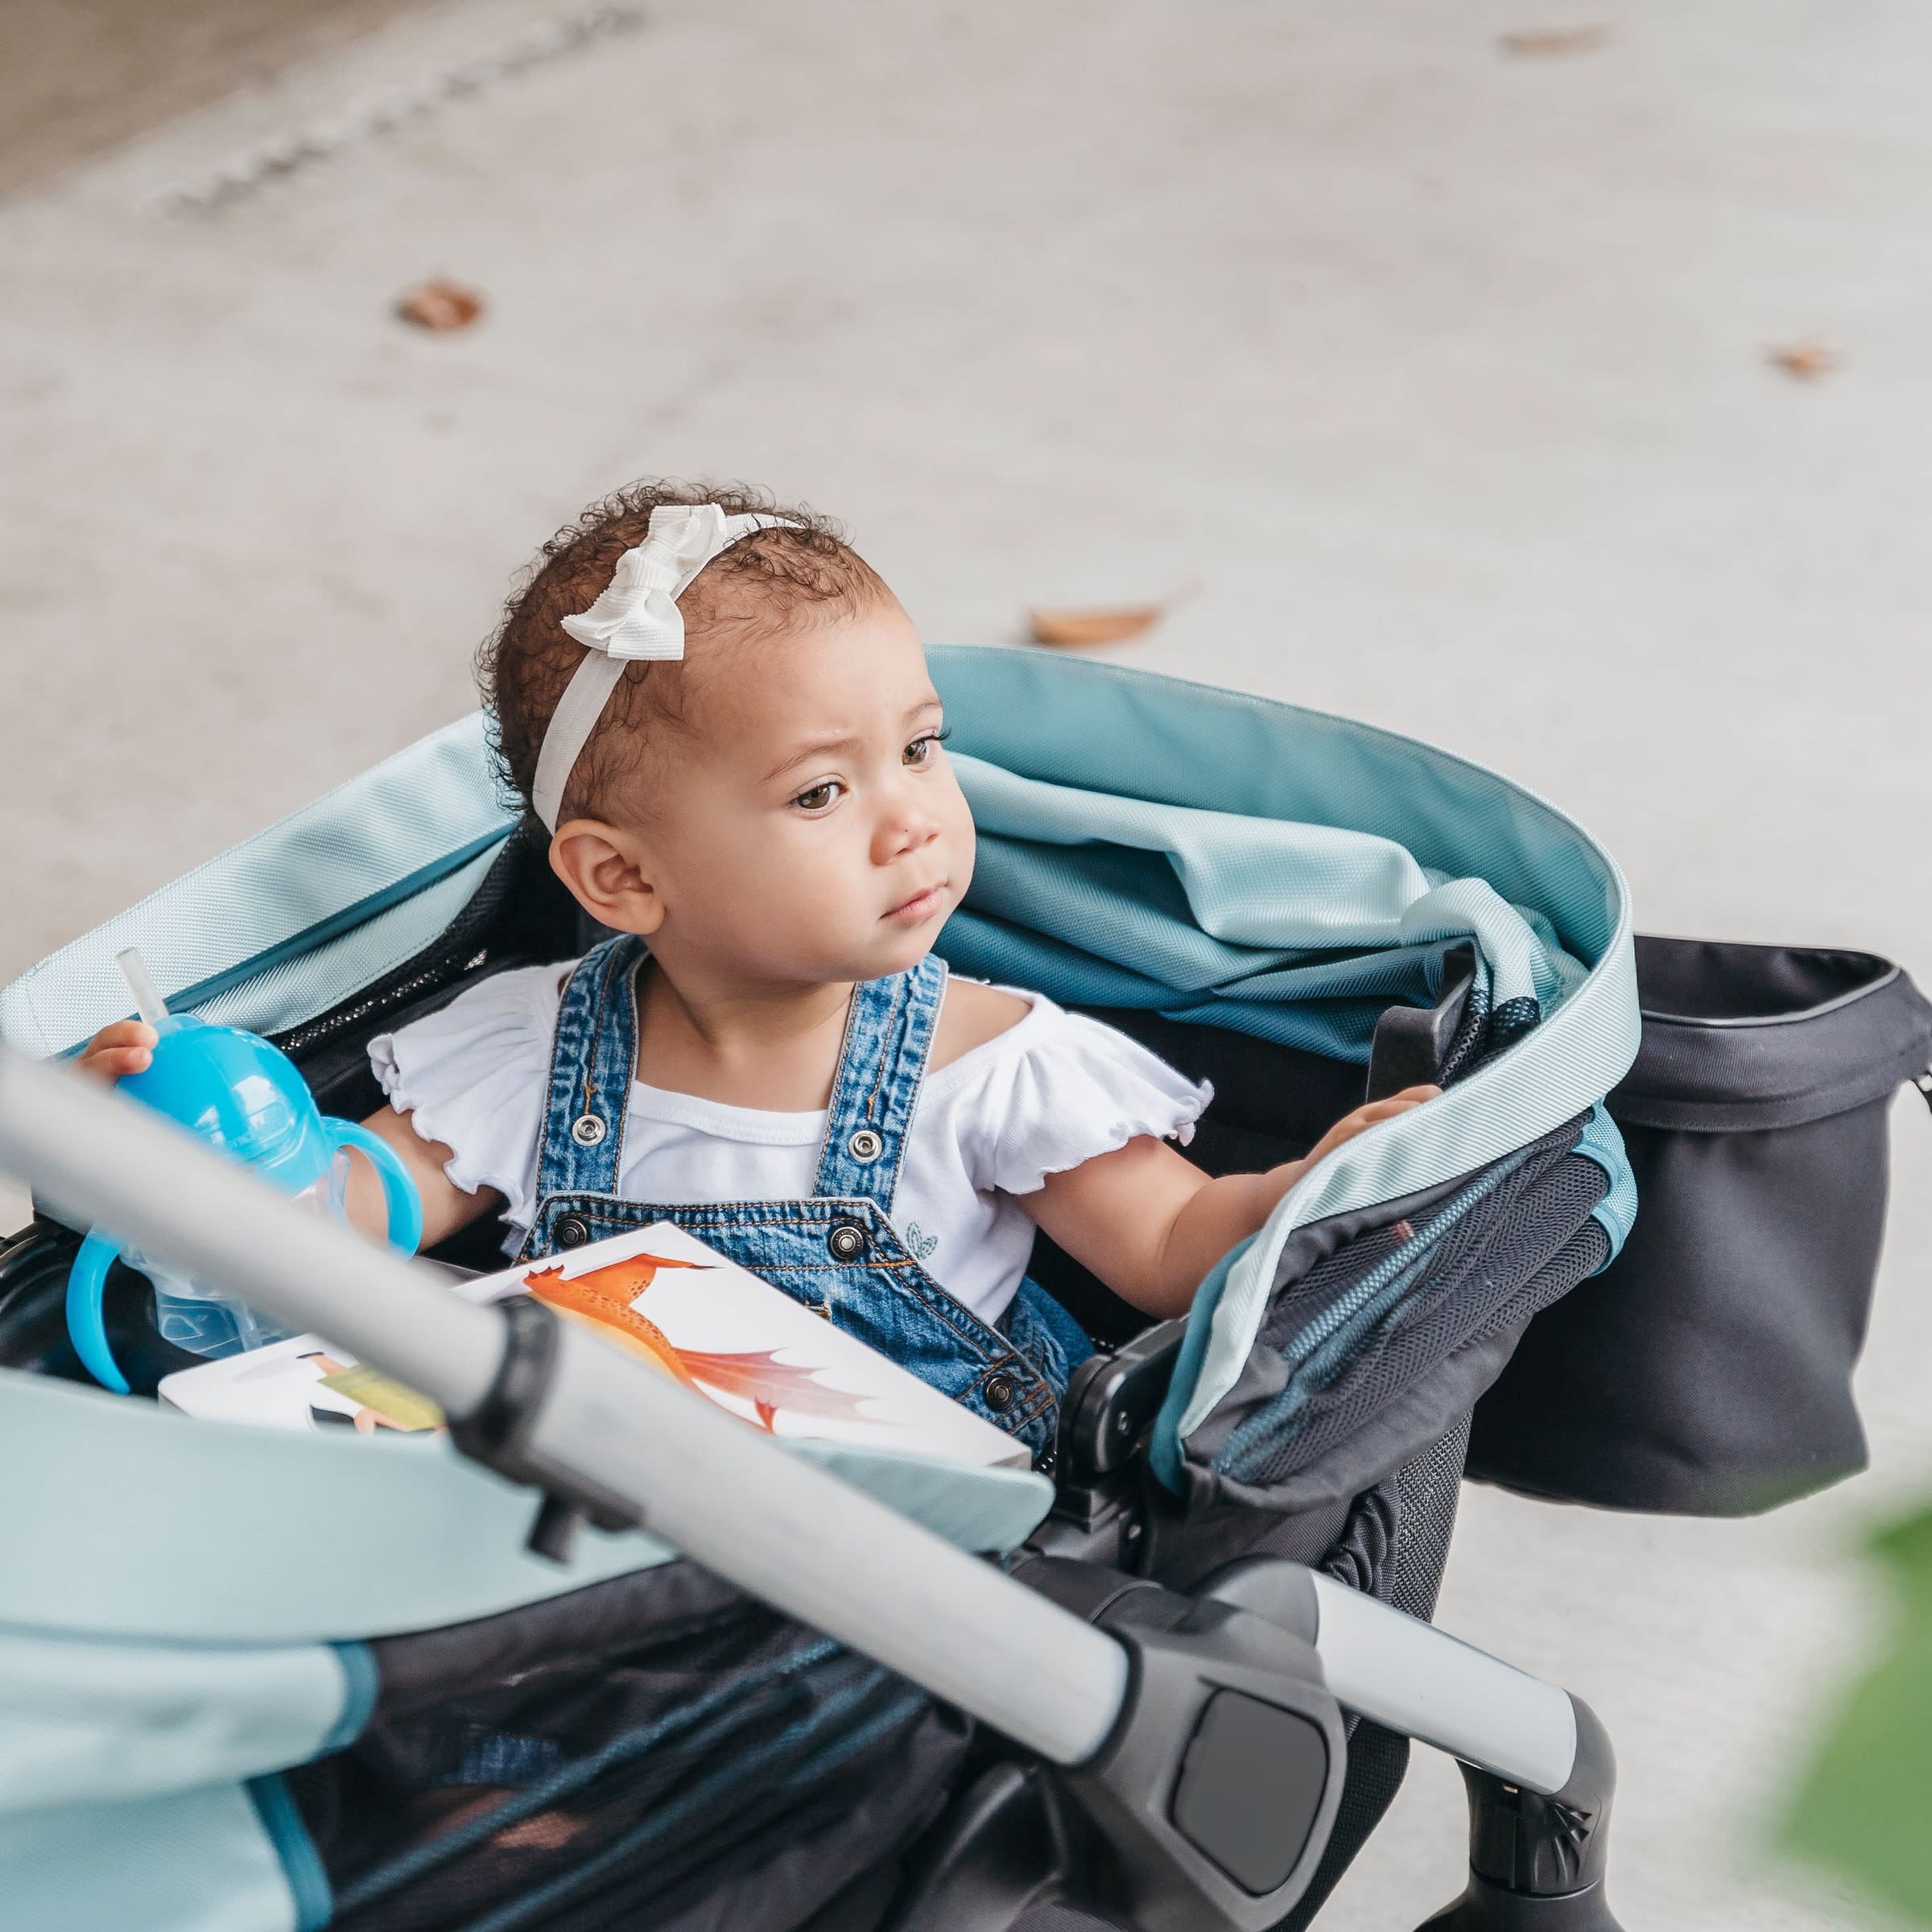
[522, 1252, 877, 1432]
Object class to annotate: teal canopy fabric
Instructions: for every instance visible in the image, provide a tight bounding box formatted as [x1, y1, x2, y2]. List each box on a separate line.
[946, 756, 1584, 1061]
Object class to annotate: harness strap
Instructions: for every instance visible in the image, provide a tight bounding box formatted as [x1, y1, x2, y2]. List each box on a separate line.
[535, 942, 945, 1219]
[811, 952, 946, 1216]
[536, 935, 645, 1198]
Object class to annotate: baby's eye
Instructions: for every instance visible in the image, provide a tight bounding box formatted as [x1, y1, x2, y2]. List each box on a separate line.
[904, 728, 950, 767]
[791, 780, 844, 814]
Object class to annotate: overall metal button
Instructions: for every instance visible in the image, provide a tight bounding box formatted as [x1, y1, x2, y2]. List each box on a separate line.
[847, 1127, 884, 1163]
[982, 1370, 1018, 1413]
[570, 1113, 607, 1146]
[827, 1221, 867, 1264]
[555, 1214, 592, 1249]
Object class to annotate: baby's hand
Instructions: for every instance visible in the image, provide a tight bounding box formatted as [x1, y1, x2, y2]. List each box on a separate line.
[75, 1020, 158, 1082]
[1301, 1084, 1441, 1172]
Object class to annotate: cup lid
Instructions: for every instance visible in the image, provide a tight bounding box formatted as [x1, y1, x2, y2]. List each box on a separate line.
[114, 1016, 330, 1187]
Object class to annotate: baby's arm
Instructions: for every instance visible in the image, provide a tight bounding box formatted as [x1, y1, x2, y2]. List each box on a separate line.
[74, 1022, 500, 1252]
[342, 1107, 502, 1250]
[1026, 1085, 1439, 1320]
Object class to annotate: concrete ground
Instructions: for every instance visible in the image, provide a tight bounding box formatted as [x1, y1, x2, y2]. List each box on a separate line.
[3, 2, 1930, 1925]
[0, 0, 432, 197]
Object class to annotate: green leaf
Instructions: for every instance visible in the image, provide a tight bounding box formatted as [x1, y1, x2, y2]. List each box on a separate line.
[1781, 1502, 1932, 1924]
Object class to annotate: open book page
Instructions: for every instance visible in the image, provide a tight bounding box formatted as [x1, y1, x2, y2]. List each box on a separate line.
[158, 1222, 1032, 1470]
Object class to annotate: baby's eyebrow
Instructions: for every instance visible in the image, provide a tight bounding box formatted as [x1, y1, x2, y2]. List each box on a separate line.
[761, 700, 943, 783]
[763, 734, 861, 782]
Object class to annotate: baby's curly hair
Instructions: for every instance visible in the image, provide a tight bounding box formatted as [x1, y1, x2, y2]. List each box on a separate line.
[478, 481, 890, 824]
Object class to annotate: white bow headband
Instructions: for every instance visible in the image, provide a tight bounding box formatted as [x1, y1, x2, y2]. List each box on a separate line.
[530, 502, 795, 832]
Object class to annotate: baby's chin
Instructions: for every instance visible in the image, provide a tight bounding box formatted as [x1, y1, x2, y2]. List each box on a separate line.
[860, 931, 945, 982]
[829, 917, 949, 985]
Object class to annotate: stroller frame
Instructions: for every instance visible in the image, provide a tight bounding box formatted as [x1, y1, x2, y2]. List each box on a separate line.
[0, 1040, 1623, 1932]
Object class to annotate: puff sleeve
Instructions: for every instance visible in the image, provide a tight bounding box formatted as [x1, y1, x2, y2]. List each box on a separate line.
[367, 961, 570, 1232]
[948, 995, 1213, 1198]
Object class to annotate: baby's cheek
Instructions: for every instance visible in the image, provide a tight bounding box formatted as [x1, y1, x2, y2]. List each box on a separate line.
[940, 784, 978, 890]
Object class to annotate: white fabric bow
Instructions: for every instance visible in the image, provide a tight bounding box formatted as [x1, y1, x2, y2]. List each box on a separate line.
[531, 504, 789, 829]
[559, 502, 759, 663]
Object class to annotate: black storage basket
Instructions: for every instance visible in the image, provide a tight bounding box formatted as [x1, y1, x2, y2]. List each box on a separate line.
[1469, 937, 1932, 1515]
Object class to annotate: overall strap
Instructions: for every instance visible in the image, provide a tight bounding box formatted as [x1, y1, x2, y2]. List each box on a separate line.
[813, 951, 947, 1215]
[535, 934, 647, 1198]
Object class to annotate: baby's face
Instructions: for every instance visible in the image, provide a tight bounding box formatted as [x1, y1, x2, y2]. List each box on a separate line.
[634, 598, 976, 988]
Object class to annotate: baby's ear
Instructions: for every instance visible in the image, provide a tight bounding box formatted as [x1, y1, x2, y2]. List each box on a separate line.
[549, 819, 664, 935]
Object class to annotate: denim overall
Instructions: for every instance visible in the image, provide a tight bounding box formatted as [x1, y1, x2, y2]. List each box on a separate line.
[519, 936, 1091, 1464]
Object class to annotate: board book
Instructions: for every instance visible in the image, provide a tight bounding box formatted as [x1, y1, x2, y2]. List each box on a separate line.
[157, 1222, 1032, 1469]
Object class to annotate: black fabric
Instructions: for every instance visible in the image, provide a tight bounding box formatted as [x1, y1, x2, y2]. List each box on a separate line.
[1385, 1413, 1469, 1623]
[1258, 1418, 1471, 1930]
[287, 1562, 970, 1932]
[1471, 937, 1932, 1516]
[1604, 939, 1932, 1132]
[1172, 1123, 1608, 1514]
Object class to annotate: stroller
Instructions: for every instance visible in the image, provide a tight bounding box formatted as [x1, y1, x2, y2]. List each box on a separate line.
[2, 646, 1926, 1932]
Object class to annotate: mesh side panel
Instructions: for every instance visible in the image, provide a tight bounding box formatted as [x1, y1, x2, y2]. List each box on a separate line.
[1218, 1133, 1608, 1488]
[1270, 1162, 1609, 1480]
[1389, 1414, 1470, 1623]
[1488, 993, 1542, 1052]
[1436, 977, 1492, 1088]
[292, 1600, 968, 1932]
[1266, 1415, 1472, 1927]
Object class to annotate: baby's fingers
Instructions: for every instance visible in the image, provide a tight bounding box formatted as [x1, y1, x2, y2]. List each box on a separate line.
[1356, 1084, 1441, 1123]
[77, 1021, 158, 1081]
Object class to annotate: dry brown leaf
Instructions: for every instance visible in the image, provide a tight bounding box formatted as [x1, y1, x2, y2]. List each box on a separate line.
[396, 279, 485, 332]
[1501, 25, 1612, 56]
[1029, 603, 1164, 647]
[1768, 339, 1835, 381]
[1027, 580, 1198, 649]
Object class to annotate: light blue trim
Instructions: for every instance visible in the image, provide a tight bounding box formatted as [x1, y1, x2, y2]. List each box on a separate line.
[168, 828, 511, 1018]
[922, 650, 1638, 1438]
[0, 712, 516, 1059]
[0, 1366, 1051, 1643]
[323, 1641, 378, 1753]
[0, 1624, 357, 1810]
[0, 1783, 303, 1932]
[248, 1774, 332, 1932]
[1573, 1102, 1637, 1266]
[1149, 1236, 1253, 1493]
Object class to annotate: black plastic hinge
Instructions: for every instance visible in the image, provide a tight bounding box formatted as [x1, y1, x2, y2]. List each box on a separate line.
[448, 1294, 639, 1563]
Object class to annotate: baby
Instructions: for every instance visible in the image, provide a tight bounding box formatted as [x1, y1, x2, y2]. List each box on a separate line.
[82, 484, 1435, 1462]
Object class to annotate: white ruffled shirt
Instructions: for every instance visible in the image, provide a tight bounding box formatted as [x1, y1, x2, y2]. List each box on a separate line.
[369, 963, 1212, 1325]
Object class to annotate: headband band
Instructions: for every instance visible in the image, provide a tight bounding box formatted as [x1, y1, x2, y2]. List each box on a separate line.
[530, 502, 793, 831]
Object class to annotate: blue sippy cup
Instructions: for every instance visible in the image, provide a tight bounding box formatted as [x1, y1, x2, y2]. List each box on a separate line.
[66, 949, 422, 1394]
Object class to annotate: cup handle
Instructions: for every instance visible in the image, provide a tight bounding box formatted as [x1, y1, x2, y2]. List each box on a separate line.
[324, 1120, 424, 1254]
[67, 1229, 131, 1395]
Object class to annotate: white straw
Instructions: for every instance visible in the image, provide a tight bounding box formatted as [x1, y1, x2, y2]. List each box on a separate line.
[116, 948, 171, 1028]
